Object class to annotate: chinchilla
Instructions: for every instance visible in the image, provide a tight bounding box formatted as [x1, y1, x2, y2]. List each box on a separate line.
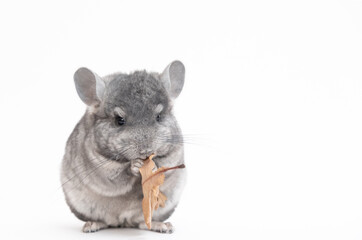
[61, 61, 186, 233]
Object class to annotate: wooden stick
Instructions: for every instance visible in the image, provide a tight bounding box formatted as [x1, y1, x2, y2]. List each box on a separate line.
[142, 164, 185, 185]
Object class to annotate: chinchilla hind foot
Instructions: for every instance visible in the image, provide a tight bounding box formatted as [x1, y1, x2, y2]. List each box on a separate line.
[82, 221, 108, 233]
[138, 221, 174, 234]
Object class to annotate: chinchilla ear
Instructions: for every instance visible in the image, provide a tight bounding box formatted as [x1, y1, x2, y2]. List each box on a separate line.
[160, 60, 185, 99]
[74, 67, 105, 106]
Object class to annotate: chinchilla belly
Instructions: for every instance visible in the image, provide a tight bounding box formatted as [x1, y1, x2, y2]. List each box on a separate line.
[62, 170, 186, 227]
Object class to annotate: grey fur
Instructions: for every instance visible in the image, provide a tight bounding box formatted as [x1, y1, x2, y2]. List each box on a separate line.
[61, 61, 186, 233]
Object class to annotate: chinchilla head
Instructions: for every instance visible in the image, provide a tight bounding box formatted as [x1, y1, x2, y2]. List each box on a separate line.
[73, 61, 185, 161]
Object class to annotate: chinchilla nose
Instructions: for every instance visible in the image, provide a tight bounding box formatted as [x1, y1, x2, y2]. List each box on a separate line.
[140, 149, 153, 157]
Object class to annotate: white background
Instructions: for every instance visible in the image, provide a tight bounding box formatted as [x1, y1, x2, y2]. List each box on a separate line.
[0, 0, 362, 239]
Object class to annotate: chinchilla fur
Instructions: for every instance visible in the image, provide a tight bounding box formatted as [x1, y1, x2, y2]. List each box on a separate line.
[61, 61, 186, 233]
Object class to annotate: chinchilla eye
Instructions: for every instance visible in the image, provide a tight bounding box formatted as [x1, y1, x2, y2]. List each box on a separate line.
[156, 114, 161, 122]
[116, 116, 125, 126]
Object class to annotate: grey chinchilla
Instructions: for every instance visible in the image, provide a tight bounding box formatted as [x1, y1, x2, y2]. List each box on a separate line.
[61, 61, 186, 233]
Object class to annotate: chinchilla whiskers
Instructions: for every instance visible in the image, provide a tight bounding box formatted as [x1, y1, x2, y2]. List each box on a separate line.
[62, 160, 113, 195]
[163, 140, 208, 147]
[156, 133, 205, 140]
[74, 146, 135, 187]
[60, 147, 130, 191]
[68, 154, 116, 170]
[113, 145, 134, 160]
[153, 138, 200, 145]
[154, 135, 196, 144]
[59, 158, 109, 190]
[158, 133, 208, 138]
[155, 134, 214, 147]
[114, 143, 150, 161]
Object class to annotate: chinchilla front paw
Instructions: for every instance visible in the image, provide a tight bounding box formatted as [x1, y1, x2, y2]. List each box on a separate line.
[130, 159, 145, 176]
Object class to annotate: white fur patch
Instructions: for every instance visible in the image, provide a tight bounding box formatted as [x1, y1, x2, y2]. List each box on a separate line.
[155, 104, 164, 113]
[114, 107, 126, 117]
